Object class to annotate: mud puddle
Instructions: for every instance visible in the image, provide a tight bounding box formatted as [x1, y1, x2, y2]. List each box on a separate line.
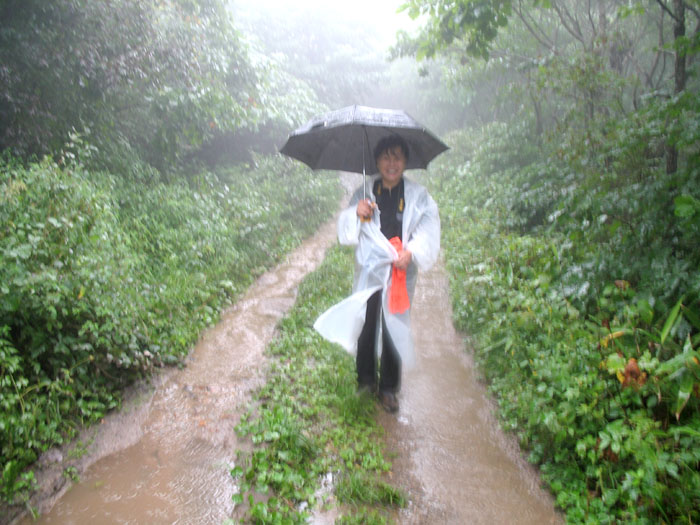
[17, 215, 341, 525]
[379, 257, 563, 524]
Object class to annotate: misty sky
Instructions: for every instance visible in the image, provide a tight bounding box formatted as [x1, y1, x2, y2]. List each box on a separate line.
[230, 0, 419, 48]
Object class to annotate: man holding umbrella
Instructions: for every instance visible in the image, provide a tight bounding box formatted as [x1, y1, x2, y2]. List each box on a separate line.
[281, 105, 445, 413]
[337, 134, 440, 412]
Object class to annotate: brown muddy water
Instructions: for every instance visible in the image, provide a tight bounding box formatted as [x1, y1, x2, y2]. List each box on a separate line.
[15, 179, 562, 525]
[381, 258, 563, 525]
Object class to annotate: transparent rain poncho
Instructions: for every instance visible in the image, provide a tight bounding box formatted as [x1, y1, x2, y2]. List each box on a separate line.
[313, 175, 440, 368]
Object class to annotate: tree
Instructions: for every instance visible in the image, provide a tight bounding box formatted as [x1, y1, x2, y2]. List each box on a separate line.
[397, 0, 513, 60]
[655, 0, 700, 172]
[395, 0, 699, 146]
[0, 0, 260, 172]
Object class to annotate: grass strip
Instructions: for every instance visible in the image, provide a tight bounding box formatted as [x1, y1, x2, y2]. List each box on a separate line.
[231, 244, 406, 524]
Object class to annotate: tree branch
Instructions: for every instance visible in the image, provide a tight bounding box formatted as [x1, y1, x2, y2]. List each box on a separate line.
[682, 1, 699, 21]
[513, 0, 556, 52]
[656, 0, 680, 23]
[551, 1, 586, 45]
[588, 0, 597, 38]
[562, 1, 586, 42]
[646, 12, 666, 88]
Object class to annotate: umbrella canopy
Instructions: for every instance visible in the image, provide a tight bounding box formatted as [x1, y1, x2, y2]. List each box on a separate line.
[279, 105, 448, 176]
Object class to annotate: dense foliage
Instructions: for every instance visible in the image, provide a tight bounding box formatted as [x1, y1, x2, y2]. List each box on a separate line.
[3, 0, 699, 522]
[0, 0, 266, 173]
[430, 70, 700, 525]
[0, 0, 416, 518]
[0, 153, 339, 506]
[396, 0, 700, 135]
[231, 245, 404, 524]
[399, 0, 700, 522]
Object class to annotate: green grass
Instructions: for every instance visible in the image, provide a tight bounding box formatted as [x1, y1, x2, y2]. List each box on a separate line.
[232, 245, 406, 524]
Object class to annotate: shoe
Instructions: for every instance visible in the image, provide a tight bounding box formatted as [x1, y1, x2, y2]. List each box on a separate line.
[378, 390, 399, 413]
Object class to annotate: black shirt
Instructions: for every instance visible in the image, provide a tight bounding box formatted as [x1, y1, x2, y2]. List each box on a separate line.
[373, 178, 404, 241]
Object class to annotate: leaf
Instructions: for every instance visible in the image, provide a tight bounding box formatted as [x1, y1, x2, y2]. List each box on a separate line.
[661, 298, 683, 344]
[655, 352, 689, 375]
[681, 304, 700, 332]
[637, 351, 659, 372]
[674, 195, 699, 218]
[674, 372, 694, 421]
[605, 353, 626, 374]
[600, 330, 628, 349]
[636, 299, 654, 325]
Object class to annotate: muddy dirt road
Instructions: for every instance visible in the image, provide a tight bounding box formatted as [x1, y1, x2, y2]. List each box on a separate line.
[380, 259, 562, 524]
[16, 190, 562, 525]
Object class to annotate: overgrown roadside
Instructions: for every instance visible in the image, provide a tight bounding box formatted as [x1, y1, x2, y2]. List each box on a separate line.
[429, 110, 700, 523]
[231, 244, 406, 524]
[1, 158, 339, 523]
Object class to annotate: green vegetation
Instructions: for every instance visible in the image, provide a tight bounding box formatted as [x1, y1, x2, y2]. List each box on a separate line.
[0, 0, 262, 172]
[232, 245, 405, 524]
[432, 111, 699, 523]
[3, 0, 700, 522]
[399, 0, 700, 523]
[0, 0, 354, 511]
[0, 152, 338, 505]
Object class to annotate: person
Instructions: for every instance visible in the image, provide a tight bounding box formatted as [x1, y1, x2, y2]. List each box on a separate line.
[333, 135, 441, 413]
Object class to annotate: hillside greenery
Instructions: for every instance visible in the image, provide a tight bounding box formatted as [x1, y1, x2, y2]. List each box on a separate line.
[431, 96, 699, 523]
[0, 0, 345, 509]
[404, 0, 700, 522]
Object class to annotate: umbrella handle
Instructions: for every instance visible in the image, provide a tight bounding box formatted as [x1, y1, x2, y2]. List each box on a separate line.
[358, 199, 375, 223]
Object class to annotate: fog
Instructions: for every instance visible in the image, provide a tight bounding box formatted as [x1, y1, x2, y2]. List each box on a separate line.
[228, 0, 436, 126]
[230, 0, 417, 48]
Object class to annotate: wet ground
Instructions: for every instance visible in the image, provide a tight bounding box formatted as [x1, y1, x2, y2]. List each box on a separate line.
[13, 182, 562, 525]
[380, 258, 562, 524]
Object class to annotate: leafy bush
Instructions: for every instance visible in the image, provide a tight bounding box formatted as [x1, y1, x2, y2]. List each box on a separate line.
[0, 153, 339, 505]
[432, 92, 700, 523]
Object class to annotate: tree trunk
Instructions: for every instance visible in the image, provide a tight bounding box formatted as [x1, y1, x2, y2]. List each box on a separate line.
[672, 0, 687, 94]
[666, 0, 686, 174]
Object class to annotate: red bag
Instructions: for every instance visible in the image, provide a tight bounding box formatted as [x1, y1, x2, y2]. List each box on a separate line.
[388, 237, 410, 314]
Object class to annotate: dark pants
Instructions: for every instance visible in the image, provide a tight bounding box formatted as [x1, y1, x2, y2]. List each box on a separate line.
[356, 291, 401, 393]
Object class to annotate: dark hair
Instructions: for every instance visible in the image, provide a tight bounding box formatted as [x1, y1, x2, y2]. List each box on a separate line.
[373, 135, 409, 162]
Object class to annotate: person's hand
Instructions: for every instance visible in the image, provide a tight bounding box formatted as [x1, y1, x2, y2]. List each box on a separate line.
[356, 199, 375, 221]
[395, 249, 412, 271]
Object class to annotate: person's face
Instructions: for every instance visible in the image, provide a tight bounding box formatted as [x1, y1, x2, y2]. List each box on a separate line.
[376, 145, 406, 188]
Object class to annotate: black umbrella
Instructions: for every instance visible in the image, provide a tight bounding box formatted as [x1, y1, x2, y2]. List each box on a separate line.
[280, 105, 448, 197]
